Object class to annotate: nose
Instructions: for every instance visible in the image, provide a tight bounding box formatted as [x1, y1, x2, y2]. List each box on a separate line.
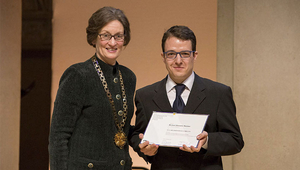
[108, 37, 117, 46]
[174, 53, 183, 63]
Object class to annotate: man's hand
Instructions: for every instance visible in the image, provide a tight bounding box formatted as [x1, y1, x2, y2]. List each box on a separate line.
[138, 133, 159, 156]
[179, 131, 208, 153]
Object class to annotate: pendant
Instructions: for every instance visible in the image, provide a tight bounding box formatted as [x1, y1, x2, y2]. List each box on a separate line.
[114, 131, 127, 149]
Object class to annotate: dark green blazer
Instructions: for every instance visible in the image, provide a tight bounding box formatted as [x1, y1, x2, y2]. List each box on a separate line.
[49, 55, 136, 170]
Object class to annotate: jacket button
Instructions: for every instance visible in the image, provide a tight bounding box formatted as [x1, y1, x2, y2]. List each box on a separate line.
[116, 94, 121, 100]
[120, 160, 125, 166]
[88, 163, 94, 168]
[114, 77, 119, 83]
[118, 110, 124, 116]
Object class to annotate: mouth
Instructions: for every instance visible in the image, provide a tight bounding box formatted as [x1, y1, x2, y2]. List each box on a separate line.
[106, 48, 118, 53]
[173, 66, 184, 71]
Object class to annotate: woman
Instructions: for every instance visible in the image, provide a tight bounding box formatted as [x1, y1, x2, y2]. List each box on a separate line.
[49, 7, 136, 170]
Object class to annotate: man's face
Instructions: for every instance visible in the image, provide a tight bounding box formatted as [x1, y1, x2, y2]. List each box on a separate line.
[162, 37, 198, 84]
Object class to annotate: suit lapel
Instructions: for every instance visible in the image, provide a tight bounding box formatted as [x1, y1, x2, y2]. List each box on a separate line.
[152, 77, 173, 112]
[184, 75, 206, 114]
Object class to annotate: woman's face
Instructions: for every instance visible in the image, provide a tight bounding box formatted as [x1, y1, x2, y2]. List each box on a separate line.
[94, 20, 124, 65]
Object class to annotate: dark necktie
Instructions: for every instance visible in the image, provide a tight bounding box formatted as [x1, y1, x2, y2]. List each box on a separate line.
[173, 84, 185, 113]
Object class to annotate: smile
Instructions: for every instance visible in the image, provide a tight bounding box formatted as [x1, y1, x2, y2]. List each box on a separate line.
[107, 48, 118, 52]
[174, 66, 184, 70]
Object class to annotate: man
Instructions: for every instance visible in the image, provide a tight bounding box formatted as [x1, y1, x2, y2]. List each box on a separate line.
[129, 25, 244, 170]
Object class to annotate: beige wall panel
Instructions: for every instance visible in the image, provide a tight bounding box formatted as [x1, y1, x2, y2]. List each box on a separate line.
[217, 1, 234, 169]
[0, 0, 21, 169]
[52, 0, 217, 92]
[52, 0, 217, 168]
[233, 0, 300, 169]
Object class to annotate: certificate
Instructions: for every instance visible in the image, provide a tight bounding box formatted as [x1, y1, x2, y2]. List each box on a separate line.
[141, 111, 209, 147]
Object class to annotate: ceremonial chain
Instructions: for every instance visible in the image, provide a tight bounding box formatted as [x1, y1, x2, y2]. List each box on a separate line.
[91, 56, 128, 149]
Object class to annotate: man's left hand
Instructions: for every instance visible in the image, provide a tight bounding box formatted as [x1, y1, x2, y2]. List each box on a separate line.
[179, 131, 208, 153]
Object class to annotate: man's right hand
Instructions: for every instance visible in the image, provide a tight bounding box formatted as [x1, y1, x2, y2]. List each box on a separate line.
[138, 133, 159, 156]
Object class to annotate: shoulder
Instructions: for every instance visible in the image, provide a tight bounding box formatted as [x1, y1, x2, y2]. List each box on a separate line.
[119, 65, 136, 78]
[68, 59, 94, 74]
[59, 59, 94, 84]
[119, 65, 137, 86]
[200, 77, 228, 88]
[137, 79, 165, 94]
[195, 74, 232, 92]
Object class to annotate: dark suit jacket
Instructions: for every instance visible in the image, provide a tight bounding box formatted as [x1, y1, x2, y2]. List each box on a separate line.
[129, 74, 244, 170]
[49, 55, 136, 170]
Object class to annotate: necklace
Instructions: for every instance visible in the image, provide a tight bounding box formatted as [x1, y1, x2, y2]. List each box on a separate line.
[91, 56, 128, 149]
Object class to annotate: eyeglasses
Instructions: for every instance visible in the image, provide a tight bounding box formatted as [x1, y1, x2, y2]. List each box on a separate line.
[163, 50, 195, 59]
[98, 33, 125, 41]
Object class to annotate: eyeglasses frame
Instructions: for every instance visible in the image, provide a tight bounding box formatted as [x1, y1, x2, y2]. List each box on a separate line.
[98, 33, 125, 42]
[163, 50, 196, 60]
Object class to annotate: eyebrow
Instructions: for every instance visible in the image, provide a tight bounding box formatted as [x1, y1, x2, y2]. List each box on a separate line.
[99, 30, 124, 34]
[165, 50, 192, 52]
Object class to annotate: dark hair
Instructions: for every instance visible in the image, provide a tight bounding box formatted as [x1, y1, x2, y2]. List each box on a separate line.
[86, 6, 131, 47]
[161, 25, 196, 52]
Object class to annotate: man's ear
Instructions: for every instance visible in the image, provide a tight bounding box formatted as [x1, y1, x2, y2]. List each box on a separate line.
[161, 52, 166, 63]
[193, 51, 198, 60]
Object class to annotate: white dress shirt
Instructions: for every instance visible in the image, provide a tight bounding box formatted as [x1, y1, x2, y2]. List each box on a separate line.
[166, 72, 195, 106]
[165, 72, 208, 149]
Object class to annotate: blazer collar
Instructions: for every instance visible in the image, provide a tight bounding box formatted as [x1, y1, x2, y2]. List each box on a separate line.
[152, 74, 207, 114]
[153, 76, 174, 112]
[184, 74, 206, 113]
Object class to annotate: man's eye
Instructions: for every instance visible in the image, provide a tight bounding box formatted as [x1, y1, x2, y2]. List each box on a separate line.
[103, 34, 110, 37]
[181, 52, 190, 56]
[167, 52, 176, 56]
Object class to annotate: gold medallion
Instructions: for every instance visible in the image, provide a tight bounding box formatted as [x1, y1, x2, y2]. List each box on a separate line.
[114, 131, 127, 149]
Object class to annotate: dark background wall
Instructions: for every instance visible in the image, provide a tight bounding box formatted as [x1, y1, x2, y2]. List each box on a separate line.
[20, 0, 52, 169]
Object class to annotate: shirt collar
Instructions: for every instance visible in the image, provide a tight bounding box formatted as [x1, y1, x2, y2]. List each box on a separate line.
[166, 72, 195, 92]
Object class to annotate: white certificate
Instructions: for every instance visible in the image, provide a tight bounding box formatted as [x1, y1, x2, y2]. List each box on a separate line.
[141, 111, 209, 147]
